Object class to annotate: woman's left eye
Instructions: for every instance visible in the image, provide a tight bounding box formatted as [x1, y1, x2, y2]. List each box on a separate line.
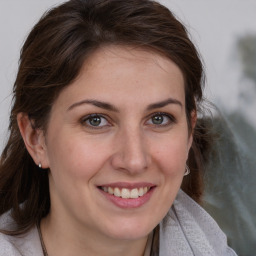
[146, 113, 175, 126]
[81, 114, 110, 128]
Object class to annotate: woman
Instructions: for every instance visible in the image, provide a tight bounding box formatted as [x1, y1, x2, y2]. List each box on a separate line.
[0, 0, 237, 255]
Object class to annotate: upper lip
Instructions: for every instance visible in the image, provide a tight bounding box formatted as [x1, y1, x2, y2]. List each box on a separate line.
[97, 182, 156, 189]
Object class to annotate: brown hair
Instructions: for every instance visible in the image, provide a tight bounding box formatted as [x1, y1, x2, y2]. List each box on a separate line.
[0, 0, 209, 235]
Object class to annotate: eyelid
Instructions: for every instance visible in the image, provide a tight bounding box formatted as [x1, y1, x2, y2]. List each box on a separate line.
[145, 112, 177, 126]
[80, 113, 112, 129]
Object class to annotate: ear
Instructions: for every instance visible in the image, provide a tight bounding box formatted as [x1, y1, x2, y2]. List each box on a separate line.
[190, 110, 197, 132]
[17, 113, 49, 169]
[187, 110, 197, 150]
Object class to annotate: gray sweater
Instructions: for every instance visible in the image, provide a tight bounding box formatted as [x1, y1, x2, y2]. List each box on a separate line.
[0, 190, 237, 256]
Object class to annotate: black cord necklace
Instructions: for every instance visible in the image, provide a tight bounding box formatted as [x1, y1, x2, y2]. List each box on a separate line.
[37, 222, 48, 256]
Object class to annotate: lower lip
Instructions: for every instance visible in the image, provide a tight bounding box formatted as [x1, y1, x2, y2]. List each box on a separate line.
[99, 187, 155, 209]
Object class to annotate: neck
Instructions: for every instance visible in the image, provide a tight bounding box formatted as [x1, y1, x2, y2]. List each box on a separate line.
[40, 214, 149, 256]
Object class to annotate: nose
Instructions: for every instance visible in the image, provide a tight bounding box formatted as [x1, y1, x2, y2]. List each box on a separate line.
[110, 127, 151, 174]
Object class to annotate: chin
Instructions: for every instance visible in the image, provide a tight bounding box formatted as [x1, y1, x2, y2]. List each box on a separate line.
[104, 220, 156, 241]
[109, 230, 150, 241]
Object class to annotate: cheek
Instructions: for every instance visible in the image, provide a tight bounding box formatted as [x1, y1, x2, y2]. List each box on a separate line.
[45, 135, 109, 212]
[46, 133, 110, 181]
[152, 134, 189, 175]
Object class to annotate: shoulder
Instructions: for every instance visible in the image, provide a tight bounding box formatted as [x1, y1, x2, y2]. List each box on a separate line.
[159, 190, 238, 256]
[0, 211, 43, 256]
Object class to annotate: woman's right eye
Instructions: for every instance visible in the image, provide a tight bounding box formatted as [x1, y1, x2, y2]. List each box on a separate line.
[81, 114, 110, 129]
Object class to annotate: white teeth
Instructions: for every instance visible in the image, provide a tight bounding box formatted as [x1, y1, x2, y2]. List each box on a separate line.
[102, 186, 150, 199]
[138, 187, 144, 196]
[108, 187, 114, 195]
[114, 187, 121, 197]
[114, 188, 121, 197]
[130, 188, 139, 198]
[121, 188, 130, 199]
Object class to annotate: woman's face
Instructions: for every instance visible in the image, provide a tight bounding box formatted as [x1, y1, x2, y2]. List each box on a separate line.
[41, 46, 194, 241]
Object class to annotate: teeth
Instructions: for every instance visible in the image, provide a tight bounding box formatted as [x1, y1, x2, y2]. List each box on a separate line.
[130, 188, 139, 198]
[108, 187, 114, 194]
[138, 187, 144, 196]
[121, 188, 130, 199]
[114, 187, 121, 197]
[101, 186, 150, 199]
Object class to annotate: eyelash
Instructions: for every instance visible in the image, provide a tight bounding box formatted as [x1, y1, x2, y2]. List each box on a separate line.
[80, 112, 176, 129]
[80, 114, 111, 130]
[145, 112, 176, 127]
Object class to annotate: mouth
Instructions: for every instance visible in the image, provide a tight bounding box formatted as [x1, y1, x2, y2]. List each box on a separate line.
[98, 186, 151, 199]
[97, 182, 156, 208]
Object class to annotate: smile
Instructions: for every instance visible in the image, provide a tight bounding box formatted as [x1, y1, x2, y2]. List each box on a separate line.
[100, 186, 149, 199]
[97, 182, 155, 208]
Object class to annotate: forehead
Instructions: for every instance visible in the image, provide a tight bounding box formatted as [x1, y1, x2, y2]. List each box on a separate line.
[53, 45, 185, 110]
[82, 45, 183, 82]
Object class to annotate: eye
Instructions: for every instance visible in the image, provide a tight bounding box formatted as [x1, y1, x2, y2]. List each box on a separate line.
[81, 114, 110, 128]
[146, 112, 175, 126]
[151, 115, 165, 125]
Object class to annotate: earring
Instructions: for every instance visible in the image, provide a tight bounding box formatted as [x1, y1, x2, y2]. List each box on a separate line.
[38, 163, 42, 168]
[184, 165, 190, 176]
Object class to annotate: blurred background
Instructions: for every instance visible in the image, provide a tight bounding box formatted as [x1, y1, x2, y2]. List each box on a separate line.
[160, 2, 256, 255]
[0, 1, 255, 255]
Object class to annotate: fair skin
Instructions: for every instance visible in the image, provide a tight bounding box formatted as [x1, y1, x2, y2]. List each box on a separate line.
[18, 46, 196, 256]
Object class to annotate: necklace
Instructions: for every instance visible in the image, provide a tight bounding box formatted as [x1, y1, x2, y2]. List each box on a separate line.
[37, 222, 49, 256]
[36, 222, 155, 256]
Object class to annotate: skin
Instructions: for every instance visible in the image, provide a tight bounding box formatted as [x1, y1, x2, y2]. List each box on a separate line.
[18, 46, 196, 256]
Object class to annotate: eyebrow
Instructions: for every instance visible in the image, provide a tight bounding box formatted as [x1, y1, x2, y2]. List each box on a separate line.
[67, 97, 182, 112]
[67, 99, 119, 112]
[146, 98, 183, 110]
